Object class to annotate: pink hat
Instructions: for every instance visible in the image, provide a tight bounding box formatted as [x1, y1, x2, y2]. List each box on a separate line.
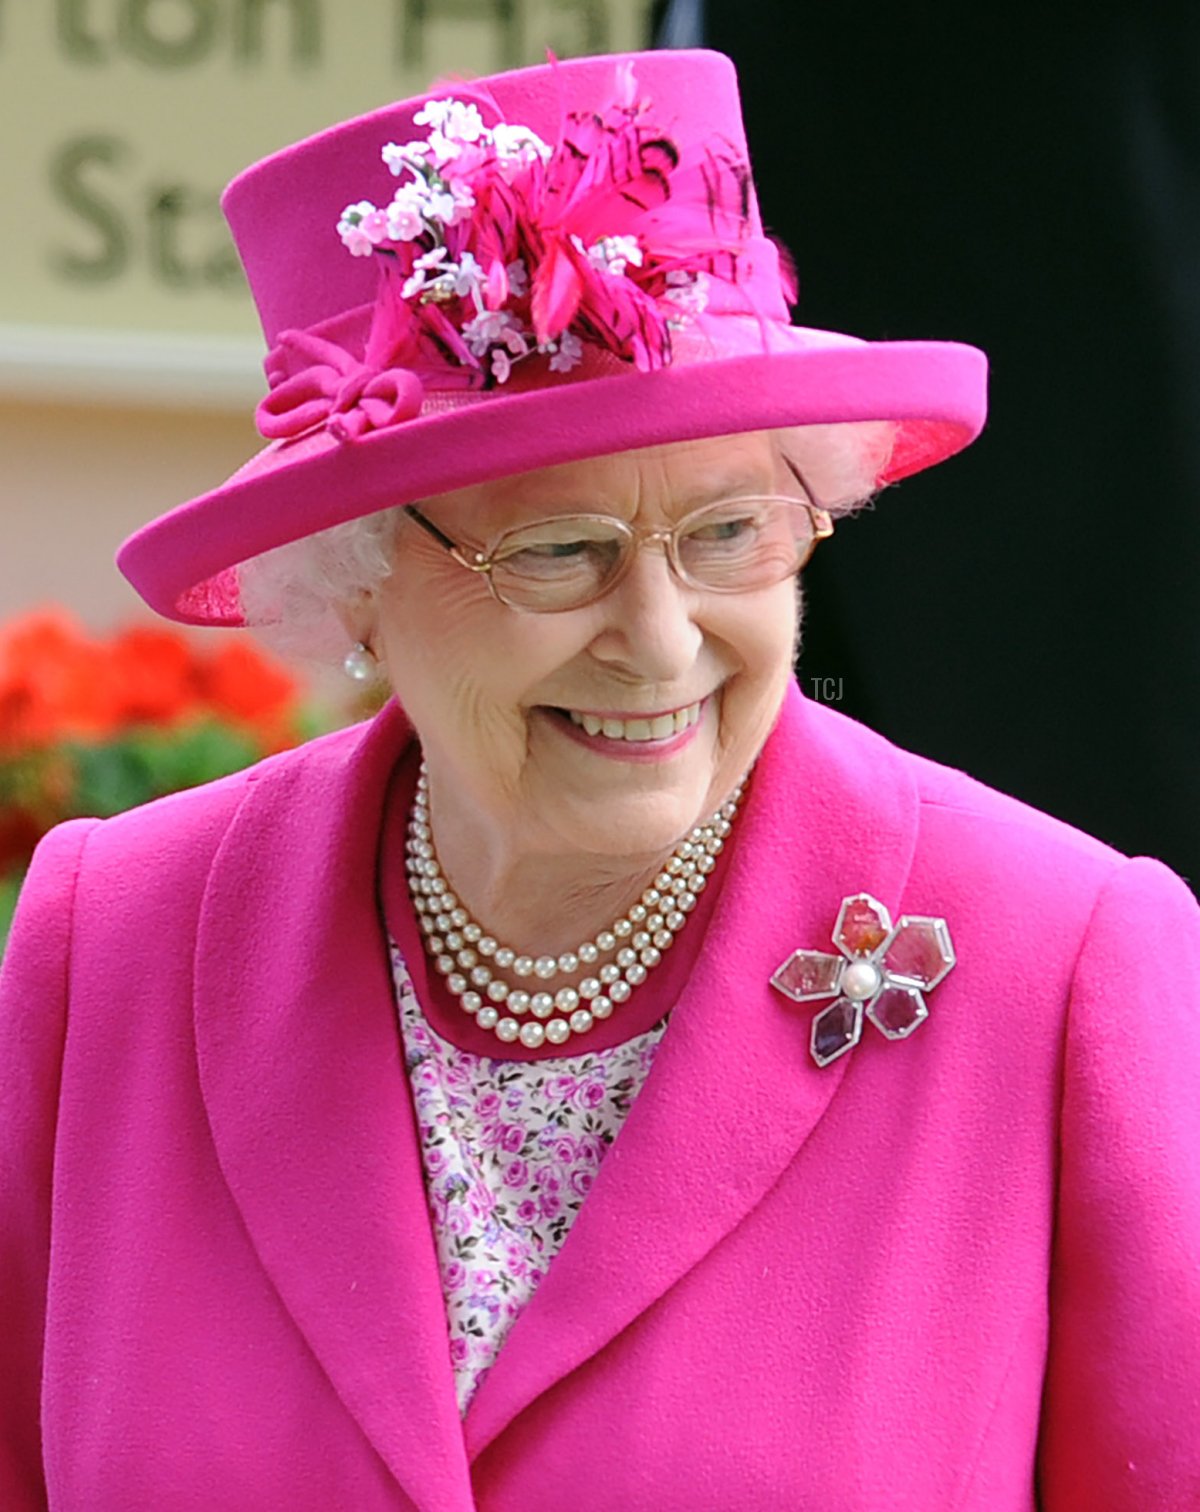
[118, 48, 987, 628]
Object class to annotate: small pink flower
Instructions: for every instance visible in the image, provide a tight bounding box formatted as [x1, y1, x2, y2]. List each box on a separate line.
[385, 188, 425, 242]
[503, 1157, 530, 1189]
[462, 308, 524, 357]
[543, 1074, 577, 1103]
[414, 98, 487, 145]
[575, 1080, 606, 1110]
[381, 139, 428, 177]
[476, 1091, 501, 1120]
[444, 1204, 472, 1236]
[515, 1198, 540, 1224]
[548, 331, 583, 373]
[569, 1168, 595, 1199]
[539, 1192, 562, 1220]
[444, 1260, 467, 1289]
[506, 258, 530, 298]
[499, 1123, 525, 1154]
[491, 122, 552, 176]
[577, 1132, 607, 1165]
[359, 207, 391, 244]
[426, 180, 476, 226]
[466, 1185, 494, 1220]
[336, 200, 386, 256]
[340, 226, 374, 257]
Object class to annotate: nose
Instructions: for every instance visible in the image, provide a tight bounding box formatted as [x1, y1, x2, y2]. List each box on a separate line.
[586, 536, 703, 683]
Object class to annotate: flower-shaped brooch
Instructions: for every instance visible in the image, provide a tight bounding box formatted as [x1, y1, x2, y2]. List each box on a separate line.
[770, 894, 955, 1068]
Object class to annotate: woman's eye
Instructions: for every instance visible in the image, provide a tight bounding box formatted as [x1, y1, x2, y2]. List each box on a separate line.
[523, 539, 592, 558]
[686, 514, 758, 545]
[498, 533, 620, 581]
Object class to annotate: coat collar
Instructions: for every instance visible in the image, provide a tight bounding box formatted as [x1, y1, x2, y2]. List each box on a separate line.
[193, 683, 919, 1502]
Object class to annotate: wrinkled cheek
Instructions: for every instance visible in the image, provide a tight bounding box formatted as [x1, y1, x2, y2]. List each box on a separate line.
[720, 596, 796, 761]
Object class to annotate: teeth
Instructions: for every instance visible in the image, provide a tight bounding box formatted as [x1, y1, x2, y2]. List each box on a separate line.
[566, 701, 703, 742]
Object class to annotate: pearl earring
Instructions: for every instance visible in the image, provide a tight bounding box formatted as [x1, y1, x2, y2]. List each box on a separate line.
[343, 641, 378, 682]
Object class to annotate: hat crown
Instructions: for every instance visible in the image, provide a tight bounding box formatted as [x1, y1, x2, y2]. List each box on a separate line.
[223, 49, 763, 350]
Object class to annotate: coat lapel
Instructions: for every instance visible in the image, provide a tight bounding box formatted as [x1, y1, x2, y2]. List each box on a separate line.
[193, 706, 475, 1512]
[464, 683, 921, 1458]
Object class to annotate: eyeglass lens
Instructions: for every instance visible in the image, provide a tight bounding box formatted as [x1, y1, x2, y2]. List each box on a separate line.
[487, 498, 817, 611]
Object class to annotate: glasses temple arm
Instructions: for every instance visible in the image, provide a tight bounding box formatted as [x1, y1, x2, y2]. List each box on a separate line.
[780, 457, 835, 541]
[403, 505, 459, 552]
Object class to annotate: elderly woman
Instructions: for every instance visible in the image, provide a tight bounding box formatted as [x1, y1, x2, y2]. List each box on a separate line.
[2, 48, 1198, 1512]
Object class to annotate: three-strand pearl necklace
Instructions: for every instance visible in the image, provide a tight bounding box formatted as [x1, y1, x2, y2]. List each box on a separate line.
[406, 764, 745, 1049]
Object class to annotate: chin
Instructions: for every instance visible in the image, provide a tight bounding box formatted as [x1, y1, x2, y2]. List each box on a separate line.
[547, 780, 720, 864]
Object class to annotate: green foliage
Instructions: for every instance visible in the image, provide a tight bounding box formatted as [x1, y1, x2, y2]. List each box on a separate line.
[66, 721, 264, 817]
[0, 869, 23, 957]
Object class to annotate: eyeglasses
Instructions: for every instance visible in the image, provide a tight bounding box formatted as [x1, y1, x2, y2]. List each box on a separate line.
[402, 465, 834, 614]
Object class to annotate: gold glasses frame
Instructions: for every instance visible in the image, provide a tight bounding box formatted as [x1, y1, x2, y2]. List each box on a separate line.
[402, 459, 834, 614]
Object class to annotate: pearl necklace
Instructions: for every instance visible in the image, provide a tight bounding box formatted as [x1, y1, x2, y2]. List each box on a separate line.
[405, 765, 744, 1049]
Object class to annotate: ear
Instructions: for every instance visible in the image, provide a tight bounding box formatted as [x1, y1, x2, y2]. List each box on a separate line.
[334, 593, 383, 665]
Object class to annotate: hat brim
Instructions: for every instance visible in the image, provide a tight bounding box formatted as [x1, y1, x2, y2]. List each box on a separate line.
[118, 332, 987, 627]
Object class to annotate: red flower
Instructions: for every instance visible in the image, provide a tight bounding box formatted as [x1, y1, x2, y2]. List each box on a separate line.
[0, 609, 121, 748]
[109, 625, 201, 726]
[196, 639, 300, 749]
[0, 609, 317, 887]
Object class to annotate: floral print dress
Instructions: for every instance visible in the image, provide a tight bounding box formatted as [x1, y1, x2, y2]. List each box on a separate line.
[390, 940, 669, 1415]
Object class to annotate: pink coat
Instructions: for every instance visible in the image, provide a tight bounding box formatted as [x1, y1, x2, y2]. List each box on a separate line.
[2, 683, 1198, 1511]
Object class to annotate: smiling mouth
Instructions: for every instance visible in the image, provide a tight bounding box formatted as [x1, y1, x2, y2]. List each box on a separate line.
[559, 700, 705, 742]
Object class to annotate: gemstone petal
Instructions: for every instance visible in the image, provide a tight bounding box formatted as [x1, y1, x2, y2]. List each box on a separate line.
[770, 949, 844, 1002]
[834, 893, 893, 958]
[810, 997, 863, 1067]
[884, 916, 955, 989]
[866, 983, 928, 1040]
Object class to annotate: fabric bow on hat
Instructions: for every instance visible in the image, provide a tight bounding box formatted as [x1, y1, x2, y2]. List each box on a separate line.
[257, 328, 426, 443]
[771, 893, 955, 1068]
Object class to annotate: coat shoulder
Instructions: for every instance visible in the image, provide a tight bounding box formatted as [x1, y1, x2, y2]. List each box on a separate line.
[906, 744, 1128, 874]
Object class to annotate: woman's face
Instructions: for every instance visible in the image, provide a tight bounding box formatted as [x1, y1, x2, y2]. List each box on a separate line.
[367, 432, 800, 862]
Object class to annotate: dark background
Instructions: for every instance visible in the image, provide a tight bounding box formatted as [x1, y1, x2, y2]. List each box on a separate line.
[676, 2, 1200, 888]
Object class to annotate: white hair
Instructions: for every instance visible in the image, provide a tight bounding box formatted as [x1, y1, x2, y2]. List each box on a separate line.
[236, 422, 894, 667]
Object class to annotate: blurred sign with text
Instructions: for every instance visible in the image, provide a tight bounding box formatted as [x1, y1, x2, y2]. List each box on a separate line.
[0, 0, 653, 404]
